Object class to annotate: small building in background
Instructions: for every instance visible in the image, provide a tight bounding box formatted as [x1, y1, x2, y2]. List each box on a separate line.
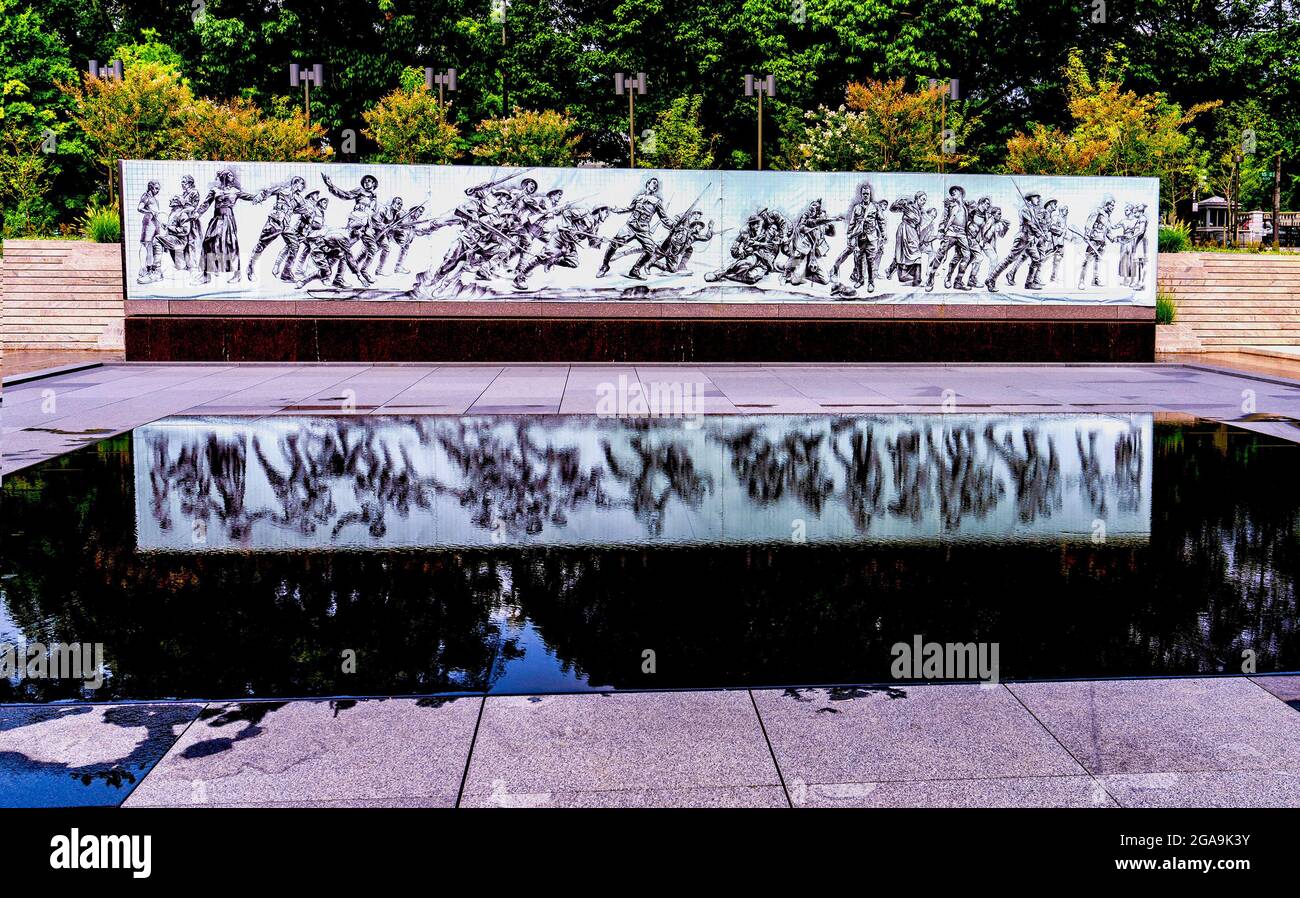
[1192, 197, 1299, 248]
[1192, 195, 1232, 245]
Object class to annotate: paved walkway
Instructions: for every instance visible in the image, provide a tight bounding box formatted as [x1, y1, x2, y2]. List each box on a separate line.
[7, 360, 1300, 474]
[2, 349, 122, 378]
[2, 677, 1297, 807]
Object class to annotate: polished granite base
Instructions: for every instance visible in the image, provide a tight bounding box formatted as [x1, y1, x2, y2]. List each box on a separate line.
[125, 316, 1155, 363]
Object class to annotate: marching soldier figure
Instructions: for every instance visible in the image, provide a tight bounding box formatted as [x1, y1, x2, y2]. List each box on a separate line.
[177, 175, 202, 267]
[926, 184, 974, 291]
[596, 178, 677, 280]
[246, 176, 307, 279]
[1045, 201, 1069, 283]
[831, 182, 887, 296]
[274, 190, 323, 282]
[1079, 195, 1117, 289]
[361, 196, 405, 275]
[378, 203, 425, 276]
[1007, 197, 1062, 288]
[985, 190, 1046, 291]
[962, 197, 1005, 290]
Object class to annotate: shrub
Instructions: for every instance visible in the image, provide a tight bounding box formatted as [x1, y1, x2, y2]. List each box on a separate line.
[1158, 217, 1191, 253]
[471, 108, 581, 167]
[363, 74, 461, 165]
[1156, 291, 1177, 324]
[787, 79, 977, 172]
[81, 203, 121, 243]
[637, 95, 716, 170]
[2, 195, 58, 238]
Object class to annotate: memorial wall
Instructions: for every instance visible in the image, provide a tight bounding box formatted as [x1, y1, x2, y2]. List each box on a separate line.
[121, 160, 1158, 307]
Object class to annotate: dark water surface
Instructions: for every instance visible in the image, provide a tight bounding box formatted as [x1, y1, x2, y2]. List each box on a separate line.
[1, 413, 1297, 703]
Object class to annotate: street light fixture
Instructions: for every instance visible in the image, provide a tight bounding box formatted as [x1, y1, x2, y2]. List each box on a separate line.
[928, 78, 960, 172]
[426, 67, 458, 106]
[614, 72, 648, 168]
[88, 60, 124, 202]
[289, 63, 325, 128]
[743, 74, 776, 170]
[88, 59, 123, 81]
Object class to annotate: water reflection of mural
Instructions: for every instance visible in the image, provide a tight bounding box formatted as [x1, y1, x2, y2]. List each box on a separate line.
[134, 415, 1151, 551]
[3, 421, 1297, 703]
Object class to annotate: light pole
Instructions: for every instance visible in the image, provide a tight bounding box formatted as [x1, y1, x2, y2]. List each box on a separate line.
[426, 67, 458, 107]
[492, 0, 511, 116]
[89, 60, 124, 203]
[1231, 152, 1243, 247]
[928, 77, 959, 172]
[744, 74, 776, 170]
[614, 72, 647, 168]
[289, 63, 325, 128]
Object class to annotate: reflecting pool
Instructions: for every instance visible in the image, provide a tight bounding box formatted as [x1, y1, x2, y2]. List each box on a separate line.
[1, 413, 1296, 702]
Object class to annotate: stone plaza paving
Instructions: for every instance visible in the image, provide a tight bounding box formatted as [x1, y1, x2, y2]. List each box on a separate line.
[3, 358, 1300, 807]
[6, 359, 1300, 476]
[0, 678, 1296, 808]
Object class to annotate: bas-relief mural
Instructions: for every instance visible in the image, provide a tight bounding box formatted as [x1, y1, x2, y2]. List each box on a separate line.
[121, 161, 1158, 306]
[134, 414, 1152, 551]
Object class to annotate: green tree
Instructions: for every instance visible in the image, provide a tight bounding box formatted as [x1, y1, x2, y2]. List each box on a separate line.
[1005, 49, 1217, 211]
[637, 95, 715, 169]
[1206, 99, 1281, 210]
[471, 107, 581, 166]
[1, 81, 57, 236]
[0, 0, 87, 224]
[784, 79, 977, 172]
[62, 62, 196, 205]
[113, 28, 188, 75]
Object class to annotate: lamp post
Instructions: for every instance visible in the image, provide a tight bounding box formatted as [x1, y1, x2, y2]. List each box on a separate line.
[744, 74, 776, 170]
[928, 78, 959, 172]
[289, 63, 325, 128]
[88, 61, 124, 202]
[426, 67, 458, 107]
[492, 0, 511, 116]
[614, 72, 647, 168]
[1231, 152, 1244, 247]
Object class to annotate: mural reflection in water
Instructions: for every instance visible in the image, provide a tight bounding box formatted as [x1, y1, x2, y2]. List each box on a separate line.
[4, 416, 1298, 703]
[133, 414, 1152, 552]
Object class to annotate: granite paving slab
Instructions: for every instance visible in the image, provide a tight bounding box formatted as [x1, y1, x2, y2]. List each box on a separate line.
[460, 691, 782, 806]
[1251, 675, 1300, 710]
[752, 684, 1087, 786]
[123, 697, 481, 807]
[789, 774, 1113, 808]
[0, 703, 203, 808]
[1101, 770, 1300, 807]
[1008, 677, 1300, 775]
